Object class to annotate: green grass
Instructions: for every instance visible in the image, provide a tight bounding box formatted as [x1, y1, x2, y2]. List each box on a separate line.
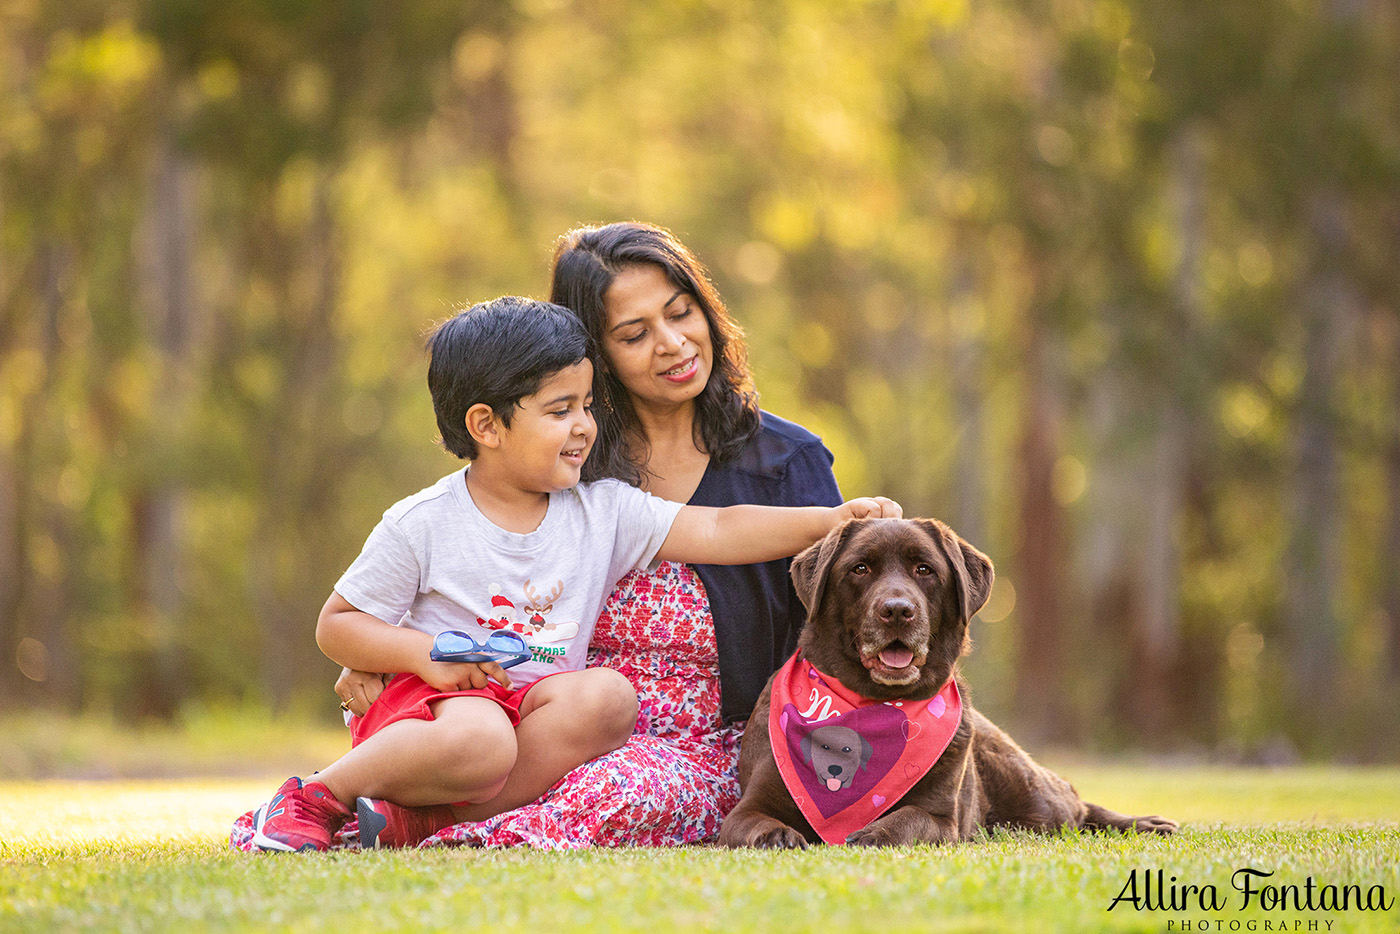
[0, 708, 349, 780]
[1, 762, 1397, 933]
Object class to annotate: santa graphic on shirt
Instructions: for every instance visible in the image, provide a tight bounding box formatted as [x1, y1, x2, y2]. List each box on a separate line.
[477, 582, 578, 644]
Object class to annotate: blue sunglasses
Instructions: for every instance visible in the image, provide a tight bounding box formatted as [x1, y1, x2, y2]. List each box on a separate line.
[429, 630, 532, 668]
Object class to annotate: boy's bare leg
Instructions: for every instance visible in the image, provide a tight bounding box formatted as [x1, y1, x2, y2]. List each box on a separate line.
[315, 696, 518, 807]
[450, 667, 638, 822]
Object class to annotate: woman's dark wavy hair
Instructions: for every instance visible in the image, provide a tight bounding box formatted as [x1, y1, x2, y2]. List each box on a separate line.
[549, 221, 760, 486]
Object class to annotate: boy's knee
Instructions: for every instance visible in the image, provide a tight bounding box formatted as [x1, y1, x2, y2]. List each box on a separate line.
[573, 668, 639, 746]
[434, 712, 517, 791]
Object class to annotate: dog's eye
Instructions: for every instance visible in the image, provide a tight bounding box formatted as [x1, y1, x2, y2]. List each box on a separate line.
[820, 744, 831, 750]
[842, 747, 852, 753]
[914, 564, 934, 576]
[851, 563, 871, 576]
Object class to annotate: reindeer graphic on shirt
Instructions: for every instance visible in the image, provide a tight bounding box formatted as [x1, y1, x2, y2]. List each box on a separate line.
[476, 580, 579, 644]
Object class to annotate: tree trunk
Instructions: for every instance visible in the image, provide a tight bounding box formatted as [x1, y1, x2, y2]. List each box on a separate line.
[0, 428, 18, 705]
[1133, 126, 1202, 743]
[254, 171, 344, 709]
[949, 252, 986, 548]
[27, 243, 80, 708]
[129, 123, 201, 717]
[1085, 371, 1187, 747]
[1014, 310, 1072, 744]
[1383, 335, 1400, 683]
[1284, 189, 1350, 742]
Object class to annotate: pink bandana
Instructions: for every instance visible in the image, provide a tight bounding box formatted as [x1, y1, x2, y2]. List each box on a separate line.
[768, 653, 962, 845]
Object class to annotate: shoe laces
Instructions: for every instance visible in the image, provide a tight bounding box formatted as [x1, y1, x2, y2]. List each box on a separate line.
[291, 782, 349, 826]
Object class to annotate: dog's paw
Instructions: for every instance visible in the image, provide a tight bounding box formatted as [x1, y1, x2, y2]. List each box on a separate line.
[753, 826, 808, 850]
[845, 825, 906, 848]
[1132, 815, 1178, 835]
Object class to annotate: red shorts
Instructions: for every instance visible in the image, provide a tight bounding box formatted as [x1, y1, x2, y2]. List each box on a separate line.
[348, 672, 553, 748]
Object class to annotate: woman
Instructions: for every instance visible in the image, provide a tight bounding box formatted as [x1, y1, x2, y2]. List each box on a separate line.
[421, 222, 843, 848]
[234, 222, 842, 850]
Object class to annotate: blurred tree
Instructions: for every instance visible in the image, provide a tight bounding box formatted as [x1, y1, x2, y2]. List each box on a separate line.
[136, 0, 498, 710]
[1, 0, 1397, 754]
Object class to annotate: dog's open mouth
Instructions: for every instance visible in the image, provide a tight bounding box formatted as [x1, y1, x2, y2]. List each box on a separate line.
[861, 640, 925, 684]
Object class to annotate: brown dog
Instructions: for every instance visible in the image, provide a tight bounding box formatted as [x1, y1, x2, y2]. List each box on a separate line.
[718, 517, 1178, 848]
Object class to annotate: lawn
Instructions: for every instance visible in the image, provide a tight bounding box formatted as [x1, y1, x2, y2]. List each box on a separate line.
[1, 758, 1396, 934]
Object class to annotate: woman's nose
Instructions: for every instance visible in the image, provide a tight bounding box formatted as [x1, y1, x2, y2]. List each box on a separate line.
[655, 321, 686, 355]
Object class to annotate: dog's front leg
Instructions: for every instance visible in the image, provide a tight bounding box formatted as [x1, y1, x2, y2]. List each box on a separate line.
[845, 805, 959, 847]
[718, 800, 810, 850]
[846, 747, 973, 847]
[719, 752, 816, 850]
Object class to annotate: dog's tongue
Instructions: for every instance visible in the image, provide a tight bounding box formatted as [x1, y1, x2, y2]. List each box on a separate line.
[826, 778, 843, 791]
[878, 646, 915, 669]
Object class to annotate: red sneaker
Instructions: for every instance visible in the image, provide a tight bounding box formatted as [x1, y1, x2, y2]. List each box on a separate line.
[252, 777, 352, 852]
[355, 797, 457, 849]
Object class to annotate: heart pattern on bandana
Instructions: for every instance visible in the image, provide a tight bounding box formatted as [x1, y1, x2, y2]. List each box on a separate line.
[769, 655, 963, 844]
[780, 702, 909, 819]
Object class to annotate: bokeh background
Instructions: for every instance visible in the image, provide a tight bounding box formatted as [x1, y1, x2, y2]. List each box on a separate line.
[1, 0, 1396, 763]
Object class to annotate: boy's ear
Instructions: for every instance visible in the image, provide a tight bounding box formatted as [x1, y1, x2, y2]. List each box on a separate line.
[465, 403, 502, 450]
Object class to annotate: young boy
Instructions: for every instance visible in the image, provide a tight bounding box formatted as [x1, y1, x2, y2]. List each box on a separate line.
[251, 296, 898, 851]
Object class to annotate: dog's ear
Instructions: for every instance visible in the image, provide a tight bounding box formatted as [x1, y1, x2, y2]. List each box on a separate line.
[858, 733, 874, 769]
[790, 520, 859, 619]
[800, 733, 813, 764]
[916, 519, 994, 624]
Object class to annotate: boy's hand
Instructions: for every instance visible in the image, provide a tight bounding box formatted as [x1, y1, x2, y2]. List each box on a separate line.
[835, 496, 903, 522]
[420, 659, 513, 693]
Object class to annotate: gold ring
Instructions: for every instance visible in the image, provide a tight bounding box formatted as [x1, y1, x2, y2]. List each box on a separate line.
[339, 700, 351, 711]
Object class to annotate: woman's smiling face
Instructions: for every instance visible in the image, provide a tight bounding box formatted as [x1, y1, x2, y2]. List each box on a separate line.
[602, 263, 714, 414]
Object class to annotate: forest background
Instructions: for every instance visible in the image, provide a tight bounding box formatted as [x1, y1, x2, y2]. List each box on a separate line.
[1, 0, 1397, 764]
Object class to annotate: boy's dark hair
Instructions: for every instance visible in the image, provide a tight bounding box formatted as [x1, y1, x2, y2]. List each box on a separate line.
[549, 221, 760, 485]
[427, 296, 589, 460]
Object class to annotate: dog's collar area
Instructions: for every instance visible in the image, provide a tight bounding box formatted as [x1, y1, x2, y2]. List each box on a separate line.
[769, 653, 963, 845]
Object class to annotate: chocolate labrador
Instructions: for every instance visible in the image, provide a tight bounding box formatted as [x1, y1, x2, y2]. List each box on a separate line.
[718, 517, 1178, 848]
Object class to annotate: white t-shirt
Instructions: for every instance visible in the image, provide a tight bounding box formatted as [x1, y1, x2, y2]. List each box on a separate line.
[334, 469, 685, 687]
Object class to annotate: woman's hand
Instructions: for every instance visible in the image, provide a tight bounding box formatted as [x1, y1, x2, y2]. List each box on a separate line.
[835, 496, 903, 521]
[335, 668, 387, 718]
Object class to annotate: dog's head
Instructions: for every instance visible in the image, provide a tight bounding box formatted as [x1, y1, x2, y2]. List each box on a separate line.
[800, 724, 873, 791]
[792, 518, 994, 700]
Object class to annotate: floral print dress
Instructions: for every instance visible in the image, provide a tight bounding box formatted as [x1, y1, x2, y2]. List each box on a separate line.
[229, 561, 743, 851]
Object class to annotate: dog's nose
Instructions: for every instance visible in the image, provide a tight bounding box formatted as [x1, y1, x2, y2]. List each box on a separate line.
[828, 765, 843, 776]
[879, 597, 916, 621]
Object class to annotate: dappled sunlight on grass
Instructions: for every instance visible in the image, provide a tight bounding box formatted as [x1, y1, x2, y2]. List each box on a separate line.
[1, 763, 1394, 854]
[1044, 759, 1400, 827]
[1, 768, 1396, 934]
[0, 779, 276, 846]
[0, 708, 350, 780]
[2, 820, 1396, 934]
[0, 734, 1395, 853]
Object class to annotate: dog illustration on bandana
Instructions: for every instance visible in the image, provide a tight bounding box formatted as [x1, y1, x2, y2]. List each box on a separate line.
[477, 581, 578, 644]
[802, 724, 874, 791]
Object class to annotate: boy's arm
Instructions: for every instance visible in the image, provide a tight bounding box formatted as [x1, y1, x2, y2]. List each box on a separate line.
[656, 497, 900, 566]
[316, 592, 511, 691]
